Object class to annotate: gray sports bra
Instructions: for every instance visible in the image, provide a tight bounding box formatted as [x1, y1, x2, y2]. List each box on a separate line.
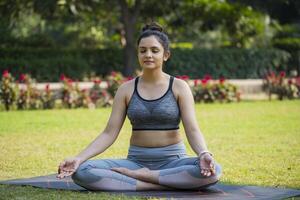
[127, 76, 180, 131]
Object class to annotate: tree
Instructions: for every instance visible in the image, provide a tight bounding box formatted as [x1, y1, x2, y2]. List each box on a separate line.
[0, 0, 269, 75]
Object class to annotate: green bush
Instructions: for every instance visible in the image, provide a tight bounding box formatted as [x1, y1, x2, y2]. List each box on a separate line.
[0, 48, 124, 82]
[165, 48, 290, 79]
[0, 48, 290, 81]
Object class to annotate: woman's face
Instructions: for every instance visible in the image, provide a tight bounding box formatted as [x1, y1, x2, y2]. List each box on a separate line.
[138, 35, 169, 70]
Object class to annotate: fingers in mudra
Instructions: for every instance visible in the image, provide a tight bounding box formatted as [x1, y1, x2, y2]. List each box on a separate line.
[200, 156, 216, 177]
[201, 168, 212, 177]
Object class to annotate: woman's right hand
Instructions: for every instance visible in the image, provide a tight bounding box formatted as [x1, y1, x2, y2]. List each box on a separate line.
[57, 157, 82, 179]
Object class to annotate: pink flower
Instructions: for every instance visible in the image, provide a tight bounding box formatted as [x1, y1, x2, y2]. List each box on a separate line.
[270, 71, 275, 77]
[194, 79, 200, 86]
[279, 71, 286, 78]
[60, 74, 66, 81]
[296, 77, 300, 86]
[111, 71, 117, 77]
[45, 84, 50, 91]
[2, 70, 9, 78]
[102, 90, 107, 97]
[19, 74, 26, 82]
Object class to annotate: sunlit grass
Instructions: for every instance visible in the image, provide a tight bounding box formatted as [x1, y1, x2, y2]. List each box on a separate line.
[0, 100, 299, 199]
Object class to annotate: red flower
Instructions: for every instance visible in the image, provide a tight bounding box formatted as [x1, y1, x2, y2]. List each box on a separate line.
[67, 78, 73, 85]
[201, 79, 208, 85]
[19, 74, 26, 82]
[2, 70, 9, 78]
[125, 76, 134, 81]
[176, 75, 189, 80]
[288, 79, 293, 85]
[219, 76, 225, 84]
[93, 79, 102, 84]
[279, 71, 286, 78]
[60, 74, 66, 81]
[181, 75, 189, 80]
[203, 74, 212, 81]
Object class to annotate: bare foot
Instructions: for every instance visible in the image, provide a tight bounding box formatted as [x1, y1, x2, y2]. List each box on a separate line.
[136, 180, 173, 191]
[111, 167, 159, 184]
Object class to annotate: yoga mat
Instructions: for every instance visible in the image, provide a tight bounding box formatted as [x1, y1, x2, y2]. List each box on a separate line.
[1, 174, 300, 200]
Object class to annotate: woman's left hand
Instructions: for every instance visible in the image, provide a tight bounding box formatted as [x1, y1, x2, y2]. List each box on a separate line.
[199, 153, 215, 177]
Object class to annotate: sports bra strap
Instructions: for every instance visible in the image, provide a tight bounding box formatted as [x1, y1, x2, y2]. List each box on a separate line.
[134, 76, 174, 92]
[134, 77, 139, 92]
[168, 76, 174, 91]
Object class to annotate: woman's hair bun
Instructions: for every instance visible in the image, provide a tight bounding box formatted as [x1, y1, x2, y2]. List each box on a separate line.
[142, 22, 163, 32]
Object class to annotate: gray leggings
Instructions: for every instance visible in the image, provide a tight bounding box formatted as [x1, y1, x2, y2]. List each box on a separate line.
[72, 142, 222, 191]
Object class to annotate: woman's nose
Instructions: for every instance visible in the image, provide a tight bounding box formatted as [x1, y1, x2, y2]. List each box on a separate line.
[145, 50, 152, 58]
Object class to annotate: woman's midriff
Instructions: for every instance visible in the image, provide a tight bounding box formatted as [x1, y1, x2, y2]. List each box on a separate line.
[130, 130, 182, 147]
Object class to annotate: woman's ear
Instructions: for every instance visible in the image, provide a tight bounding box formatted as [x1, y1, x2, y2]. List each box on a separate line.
[163, 51, 171, 61]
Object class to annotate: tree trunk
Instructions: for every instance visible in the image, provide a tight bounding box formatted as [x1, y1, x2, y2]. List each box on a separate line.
[123, 22, 136, 76]
[119, 0, 141, 76]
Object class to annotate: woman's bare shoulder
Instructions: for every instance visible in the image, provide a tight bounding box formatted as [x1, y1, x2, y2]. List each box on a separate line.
[116, 78, 136, 103]
[172, 77, 191, 96]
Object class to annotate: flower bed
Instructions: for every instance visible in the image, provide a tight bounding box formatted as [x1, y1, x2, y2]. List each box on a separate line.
[0, 70, 133, 110]
[263, 71, 300, 100]
[2, 69, 298, 111]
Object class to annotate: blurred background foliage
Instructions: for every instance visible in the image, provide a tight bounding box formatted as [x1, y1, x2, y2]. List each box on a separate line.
[0, 0, 299, 79]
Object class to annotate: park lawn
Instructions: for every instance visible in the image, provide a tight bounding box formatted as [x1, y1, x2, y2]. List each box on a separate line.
[0, 100, 299, 199]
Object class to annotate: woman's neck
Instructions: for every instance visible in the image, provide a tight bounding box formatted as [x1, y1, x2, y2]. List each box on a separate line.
[141, 69, 166, 83]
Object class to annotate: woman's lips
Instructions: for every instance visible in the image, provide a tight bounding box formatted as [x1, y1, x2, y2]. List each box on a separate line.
[144, 61, 154, 64]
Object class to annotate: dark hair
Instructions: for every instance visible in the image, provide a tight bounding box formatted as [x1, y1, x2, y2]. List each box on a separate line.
[137, 22, 170, 52]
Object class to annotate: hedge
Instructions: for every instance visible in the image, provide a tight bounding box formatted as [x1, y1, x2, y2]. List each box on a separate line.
[0, 47, 290, 82]
[165, 48, 291, 79]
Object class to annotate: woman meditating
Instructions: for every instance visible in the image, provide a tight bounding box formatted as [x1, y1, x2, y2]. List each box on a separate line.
[57, 22, 222, 191]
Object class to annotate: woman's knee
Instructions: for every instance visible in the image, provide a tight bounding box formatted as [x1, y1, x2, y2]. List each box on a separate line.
[72, 162, 91, 183]
[187, 162, 222, 188]
[214, 162, 222, 180]
[71, 160, 106, 184]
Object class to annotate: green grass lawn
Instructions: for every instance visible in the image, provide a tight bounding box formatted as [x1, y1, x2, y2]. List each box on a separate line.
[0, 100, 299, 199]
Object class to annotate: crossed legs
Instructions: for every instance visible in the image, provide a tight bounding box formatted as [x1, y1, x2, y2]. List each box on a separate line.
[72, 157, 222, 191]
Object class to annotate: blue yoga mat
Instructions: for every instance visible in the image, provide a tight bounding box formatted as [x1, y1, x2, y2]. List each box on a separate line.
[1, 174, 300, 200]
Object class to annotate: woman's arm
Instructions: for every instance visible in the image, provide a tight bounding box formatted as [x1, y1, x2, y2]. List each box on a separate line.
[175, 79, 209, 156]
[74, 83, 128, 164]
[175, 79, 216, 176]
[57, 83, 130, 178]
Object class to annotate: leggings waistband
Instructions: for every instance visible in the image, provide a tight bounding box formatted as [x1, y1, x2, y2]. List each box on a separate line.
[127, 141, 186, 159]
